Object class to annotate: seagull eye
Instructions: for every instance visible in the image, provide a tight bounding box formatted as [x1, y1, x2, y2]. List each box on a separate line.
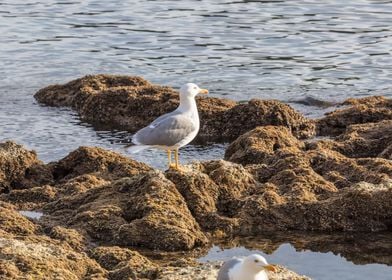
[254, 260, 259, 263]
[194, 87, 197, 89]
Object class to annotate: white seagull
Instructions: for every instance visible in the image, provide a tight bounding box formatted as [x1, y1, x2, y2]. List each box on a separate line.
[217, 254, 277, 280]
[129, 83, 208, 170]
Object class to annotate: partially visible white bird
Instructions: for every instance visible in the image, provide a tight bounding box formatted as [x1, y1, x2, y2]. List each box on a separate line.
[128, 83, 208, 170]
[217, 254, 277, 280]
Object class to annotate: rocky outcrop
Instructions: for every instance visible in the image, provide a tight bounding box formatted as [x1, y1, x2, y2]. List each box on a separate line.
[51, 146, 152, 182]
[223, 125, 392, 232]
[311, 120, 392, 159]
[0, 141, 49, 194]
[2, 139, 391, 245]
[90, 246, 158, 280]
[0, 201, 311, 280]
[317, 96, 392, 136]
[225, 126, 304, 165]
[0, 204, 106, 280]
[34, 74, 315, 140]
[43, 172, 208, 251]
[2, 91, 392, 278]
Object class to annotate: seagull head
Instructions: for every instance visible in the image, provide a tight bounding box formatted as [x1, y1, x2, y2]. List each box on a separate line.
[243, 254, 277, 273]
[179, 83, 208, 99]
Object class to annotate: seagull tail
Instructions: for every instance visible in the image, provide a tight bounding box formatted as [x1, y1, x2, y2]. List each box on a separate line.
[125, 144, 149, 153]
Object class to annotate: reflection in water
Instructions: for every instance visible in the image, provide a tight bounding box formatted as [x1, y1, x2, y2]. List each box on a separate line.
[200, 232, 392, 280]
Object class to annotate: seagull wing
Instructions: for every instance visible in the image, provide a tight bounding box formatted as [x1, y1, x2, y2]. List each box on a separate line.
[132, 113, 196, 147]
[217, 258, 242, 280]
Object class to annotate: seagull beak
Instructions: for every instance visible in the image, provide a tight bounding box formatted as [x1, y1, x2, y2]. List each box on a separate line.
[264, 264, 277, 272]
[198, 88, 209, 94]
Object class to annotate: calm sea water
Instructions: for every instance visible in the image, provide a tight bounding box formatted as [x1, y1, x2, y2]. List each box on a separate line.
[0, 1, 391, 277]
[200, 232, 392, 280]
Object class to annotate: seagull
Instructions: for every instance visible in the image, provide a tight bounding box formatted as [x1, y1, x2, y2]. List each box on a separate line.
[217, 254, 277, 280]
[129, 83, 208, 170]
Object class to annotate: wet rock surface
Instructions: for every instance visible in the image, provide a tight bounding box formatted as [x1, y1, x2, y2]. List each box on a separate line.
[34, 74, 315, 141]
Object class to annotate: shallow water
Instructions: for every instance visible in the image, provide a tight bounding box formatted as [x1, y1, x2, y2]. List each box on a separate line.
[199, 233, 392, 280]
[19, 210, 43, 220]
[0, 1, 392, 277]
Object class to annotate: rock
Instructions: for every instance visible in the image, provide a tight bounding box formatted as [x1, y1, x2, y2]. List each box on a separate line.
[0, 141, 48, 193]
[239, 181, 392, 234]
[317, 96, 392, 136]
[43, 172, 208, 251]
[213, 99, 315, 139]
[51, 146, 152, 182]
[222, 126, 392, 233]
[166, 160, 257, 234]
[91, 246, 158, 280]
[34, 75, 315, 141]
[0, 185, 57, 209]
[0, 202, 37, 235]
[0, 237, 106, 280]
[290, 96, 338, 108]
[225, 126, 304, 165]
[0, 207, 106, 280]
[310, 120, 392, 159]
[49, 226, 88, 252]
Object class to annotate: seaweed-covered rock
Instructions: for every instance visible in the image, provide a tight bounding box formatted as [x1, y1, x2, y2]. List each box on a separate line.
[310, 120, 392, 159]
[222, 125, 392, 233]
[0, 237, 106, 280]
[91, 246, 158, 280]
[0, 185, 57, 209]
[51, 146, 152, 182]
[165, 160, 256, 234]
[317, 96, 392, 136]
[0, 207, 106, 280]
[0, 141, 48, 193]
[225, 126, 304, 165]
[43, 172, 207, 251]
[0, 203, 37, 235]
[239, 181, 392, 234]
[35, 75, 315, 141]
[209, 99, 315, 140]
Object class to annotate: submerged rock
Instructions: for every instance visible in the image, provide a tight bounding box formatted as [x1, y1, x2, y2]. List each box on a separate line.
[34, 74, 315, 140]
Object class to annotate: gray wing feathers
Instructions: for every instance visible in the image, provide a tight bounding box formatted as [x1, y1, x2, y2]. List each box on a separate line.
[217, 258, 242, 280]
[133, 114, 196, 146]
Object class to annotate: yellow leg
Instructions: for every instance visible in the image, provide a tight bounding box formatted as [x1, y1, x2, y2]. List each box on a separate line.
[167, 150, 172, 169]
[174, 149, 180, 170]
[168, 150, 177, 169]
